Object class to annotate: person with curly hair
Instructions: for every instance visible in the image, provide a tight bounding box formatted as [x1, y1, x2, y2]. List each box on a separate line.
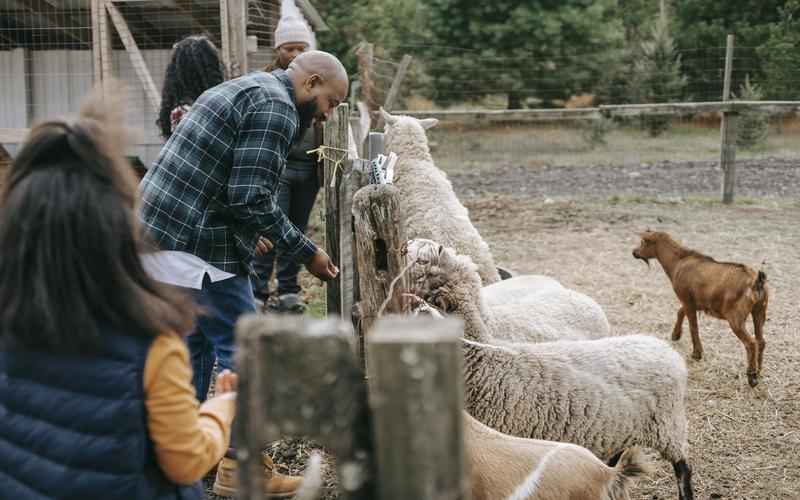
[252, 16, 322, 314]
[157, 35, 225, 140]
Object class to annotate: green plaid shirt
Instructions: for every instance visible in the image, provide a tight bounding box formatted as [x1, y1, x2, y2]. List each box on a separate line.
[138, 70, 317, 276]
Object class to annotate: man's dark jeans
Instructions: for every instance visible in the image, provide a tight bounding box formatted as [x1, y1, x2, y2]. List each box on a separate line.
[252, 162, 320, 298]
[187, 274, 255, 403]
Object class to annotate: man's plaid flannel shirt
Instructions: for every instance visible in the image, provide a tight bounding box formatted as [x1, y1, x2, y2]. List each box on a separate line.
[138, 70, 317, 276]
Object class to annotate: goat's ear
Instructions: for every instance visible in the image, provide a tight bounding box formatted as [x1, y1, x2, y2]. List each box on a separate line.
[379, 107, 397, 125]
[418, 118, 439, 130]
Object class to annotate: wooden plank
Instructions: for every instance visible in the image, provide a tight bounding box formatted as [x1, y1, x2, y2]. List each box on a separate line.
[219, 0, 231, 78]
[324, 104, 349, 316]
[226, 0, 248, 78]
[105, 0, 161, 110]
[381, 55, 412, 113]
[98, 0, 113, 91]
[394, 101, 800, 123]
[374, 54, 412, 130]
[368, 315, 468, 500]
[91, 0, 102, 85]
[355, 43, 376, 120]
[339, 161, 356, 324]
[235, 315, 376, 500]
[721, 34, 737, 204]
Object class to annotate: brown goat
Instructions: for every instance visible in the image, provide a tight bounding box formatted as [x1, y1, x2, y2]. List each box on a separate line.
[632, 231, 768, 386]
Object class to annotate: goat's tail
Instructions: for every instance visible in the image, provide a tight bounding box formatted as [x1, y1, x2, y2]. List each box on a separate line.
[604, 447, 652, 500]
[753, 271, 767, 293]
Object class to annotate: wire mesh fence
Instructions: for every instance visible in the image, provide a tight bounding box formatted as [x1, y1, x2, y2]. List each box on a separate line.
[355, 40, 800, 200]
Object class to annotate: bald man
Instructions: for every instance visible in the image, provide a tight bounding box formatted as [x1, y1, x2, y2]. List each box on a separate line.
[139, 50, 349, 411]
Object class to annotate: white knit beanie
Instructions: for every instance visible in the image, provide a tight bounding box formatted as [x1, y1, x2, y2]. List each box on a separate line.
[274, 16, 312, 49]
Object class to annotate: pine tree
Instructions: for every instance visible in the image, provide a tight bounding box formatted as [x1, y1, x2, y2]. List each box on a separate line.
[735, 76, 769, 149]
[628, 15, 688, 136]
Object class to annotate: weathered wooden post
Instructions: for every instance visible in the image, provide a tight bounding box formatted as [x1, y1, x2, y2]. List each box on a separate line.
[352, 183, 407, 365]
[223, 0, 248, 78]
[368, 315, 470, 500]
[374, 54, 413, 130]
[235, 315, 375, 500]
[324, 104, 350, 316]
[720, 34, 739, 204]
[355, 42, 377, 121]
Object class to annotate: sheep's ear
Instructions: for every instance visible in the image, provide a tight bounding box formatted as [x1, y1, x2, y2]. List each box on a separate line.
[418, 118, 439, 130]
[379, 107, 397, 125]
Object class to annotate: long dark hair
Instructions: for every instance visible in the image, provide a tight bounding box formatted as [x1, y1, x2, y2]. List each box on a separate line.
[157, 35, 224, 139]
[0, 87, 197, 353]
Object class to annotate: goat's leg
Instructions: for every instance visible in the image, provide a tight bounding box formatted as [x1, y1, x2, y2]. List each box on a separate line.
[672, 306, 686, 341]
[729, 319, 759, 386]
[686, 306, 703, 360]
[672, 460, 694, 500]
[752, 301, 767, 375]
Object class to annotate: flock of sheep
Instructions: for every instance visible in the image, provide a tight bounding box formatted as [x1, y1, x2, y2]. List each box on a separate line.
[377, 109, 771, 500]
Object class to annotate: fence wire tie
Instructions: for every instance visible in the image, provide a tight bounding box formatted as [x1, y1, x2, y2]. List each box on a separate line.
[307, 145, 350, 188]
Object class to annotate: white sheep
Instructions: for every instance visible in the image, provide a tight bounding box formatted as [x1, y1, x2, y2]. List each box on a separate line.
[406, 239, 611, 343]
[380, 109, 501, 285]
[409, 243, 694, 500]
[465, 412, 650, 500]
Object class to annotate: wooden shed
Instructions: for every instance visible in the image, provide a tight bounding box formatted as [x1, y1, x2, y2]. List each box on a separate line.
[0, 0, 328, 164]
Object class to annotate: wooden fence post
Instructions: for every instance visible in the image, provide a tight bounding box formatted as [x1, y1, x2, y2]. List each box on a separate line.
[720, 34, 739, 204]
[225, 0, 248, 78]
[356, 43, 377, 121]
[235, 315, 375, 500]
[324, 104, 349, 317]
[352, 184, 407, 363]
[368, 315, 469, 500]
[367, 132, 385, 162]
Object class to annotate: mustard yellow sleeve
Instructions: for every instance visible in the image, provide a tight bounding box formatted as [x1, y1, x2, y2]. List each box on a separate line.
[143, 333, 236, 484]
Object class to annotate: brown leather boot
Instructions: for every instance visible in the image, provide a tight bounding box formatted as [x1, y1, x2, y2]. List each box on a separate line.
[211, 452, 303, 498]
[211, 455, 237, 497]
[262, 454, 304, 499]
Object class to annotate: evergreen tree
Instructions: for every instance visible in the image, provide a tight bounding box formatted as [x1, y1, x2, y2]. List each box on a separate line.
[735, 76, 769, 149]
[628, 15, 688, 136]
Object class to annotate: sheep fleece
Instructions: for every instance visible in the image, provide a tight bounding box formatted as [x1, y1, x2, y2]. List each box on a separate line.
[385, 116, 501, 284]
[465, 334, 689, 462]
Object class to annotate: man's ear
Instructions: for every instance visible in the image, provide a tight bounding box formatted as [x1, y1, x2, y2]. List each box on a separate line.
[305, 73, 323, 92]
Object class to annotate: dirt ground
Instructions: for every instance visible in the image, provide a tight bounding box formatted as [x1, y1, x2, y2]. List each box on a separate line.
[208, 156, 799, 500]
[454, 161, 800, 500]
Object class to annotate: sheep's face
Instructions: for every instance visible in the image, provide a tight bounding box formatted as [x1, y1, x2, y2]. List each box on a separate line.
[405, 239, 478, 314]
[633, 231, 661, 262]
[380, 108, 438, 154]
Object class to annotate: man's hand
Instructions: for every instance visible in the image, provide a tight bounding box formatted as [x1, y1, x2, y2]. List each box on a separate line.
[305, 248, 339, 281]
[255, 237, 273, 257]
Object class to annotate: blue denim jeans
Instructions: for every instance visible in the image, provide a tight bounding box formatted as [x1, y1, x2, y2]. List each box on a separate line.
[252, 162, 319, 299]
[187, 274, 255, 403]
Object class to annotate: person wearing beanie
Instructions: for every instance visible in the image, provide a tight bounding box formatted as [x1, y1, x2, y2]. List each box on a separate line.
[252, 15, 323, 314]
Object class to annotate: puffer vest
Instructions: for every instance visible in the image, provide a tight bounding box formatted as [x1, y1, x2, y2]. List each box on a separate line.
[0, 331, 203, 500]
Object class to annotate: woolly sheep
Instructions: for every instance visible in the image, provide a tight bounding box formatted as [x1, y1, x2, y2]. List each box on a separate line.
[408, 242, 694, 500]
[407, 239, 612, 343]
[465, 412, 650, 500]
[380, 109, 501, 285]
